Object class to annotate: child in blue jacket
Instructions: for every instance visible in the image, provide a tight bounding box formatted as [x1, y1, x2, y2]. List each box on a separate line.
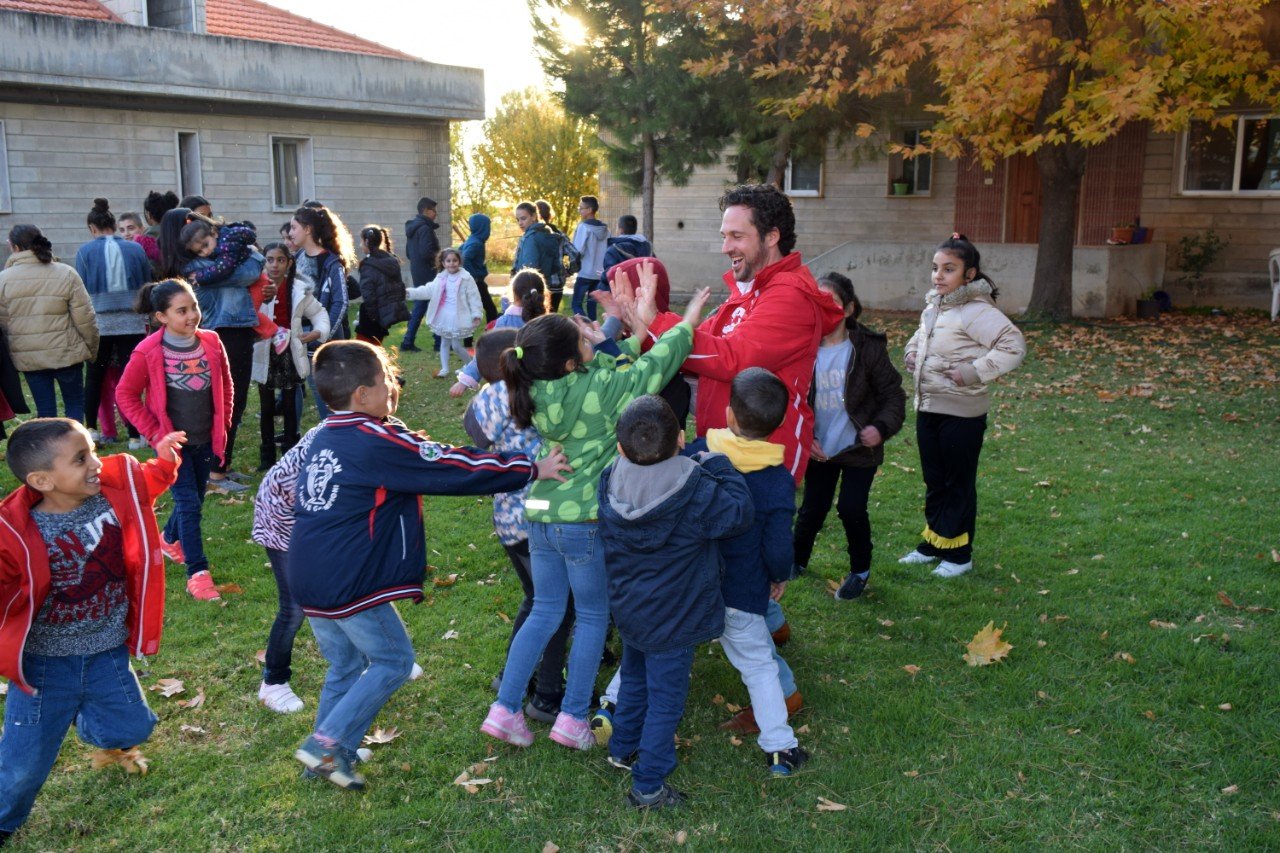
[687, 368, 809, 776]
[597, 395, 753, 809]
[288, 340, 569, 792]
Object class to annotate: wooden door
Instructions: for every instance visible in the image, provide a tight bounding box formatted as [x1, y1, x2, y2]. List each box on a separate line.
[1004, 154, 1042, 243]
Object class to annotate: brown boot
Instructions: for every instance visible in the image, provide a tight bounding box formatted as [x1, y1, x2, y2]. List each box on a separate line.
[771, 622, 791, 646]
[718, 691, 804, 735]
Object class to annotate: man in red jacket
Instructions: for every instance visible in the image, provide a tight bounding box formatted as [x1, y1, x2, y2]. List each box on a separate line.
[0, 418, 181, 844]
[633, 184, 844, 484]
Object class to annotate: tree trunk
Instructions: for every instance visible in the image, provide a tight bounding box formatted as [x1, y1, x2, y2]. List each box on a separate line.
[641, 132, 656, 245]
[1027, 142, 1086, 320]
[765, 124, 793, 188]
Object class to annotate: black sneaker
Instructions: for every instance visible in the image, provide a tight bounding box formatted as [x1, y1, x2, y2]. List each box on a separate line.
[767, 746, 810, 776]
[627, 783, 688, 809]
[606, 749, 636, 771]
[525, 694, 560, 724]
[835, 572, 869, 600]
[400, 343, 422, 353]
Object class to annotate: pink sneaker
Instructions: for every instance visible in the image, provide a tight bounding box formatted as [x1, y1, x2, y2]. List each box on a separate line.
[549, 712, 595, 751]
[480, 702, 533, 747]
[160, 535, 185, 564]
[186, 570, 222, 602]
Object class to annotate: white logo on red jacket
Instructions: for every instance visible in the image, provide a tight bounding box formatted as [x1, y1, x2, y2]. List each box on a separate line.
[301, 449, 342, 512]
[721, 306, 748, 336]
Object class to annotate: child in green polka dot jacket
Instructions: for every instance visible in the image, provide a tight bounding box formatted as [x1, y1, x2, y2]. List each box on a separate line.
[482, 261, 713, 751]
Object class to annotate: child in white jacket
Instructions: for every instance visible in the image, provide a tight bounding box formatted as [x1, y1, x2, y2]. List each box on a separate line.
[407, 247, 482, 377]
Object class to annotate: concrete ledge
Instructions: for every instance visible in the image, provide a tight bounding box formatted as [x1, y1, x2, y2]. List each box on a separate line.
[0, 10, 483, 121]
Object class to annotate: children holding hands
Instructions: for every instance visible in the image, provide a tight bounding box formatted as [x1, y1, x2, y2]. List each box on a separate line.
[0, 419, 184, 845]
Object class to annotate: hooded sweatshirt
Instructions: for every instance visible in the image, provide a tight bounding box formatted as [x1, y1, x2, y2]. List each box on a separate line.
[405, 214, 440, 286]
[903, 279, 1025, 418]
[358, 250, 408, 333]
[572, 218, 609, 280]
[600, 233, 653, 285]
[645, 252, 845, 484]
[598, 452, 753, 652]
[513, 221, 560, 285]
[460, 214, 491, 283]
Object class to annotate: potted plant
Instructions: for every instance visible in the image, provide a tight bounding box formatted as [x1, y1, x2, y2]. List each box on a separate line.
[1136, 286, 1161, 319]
[1109, 221, 1136, 245]
[1177, 229, 1227, 306]
[892, 167, 911, 196]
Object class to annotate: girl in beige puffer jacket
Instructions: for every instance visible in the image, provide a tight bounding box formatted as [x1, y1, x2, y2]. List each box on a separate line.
[0, 226, 98, 421]
[900, 234, 1025, 578]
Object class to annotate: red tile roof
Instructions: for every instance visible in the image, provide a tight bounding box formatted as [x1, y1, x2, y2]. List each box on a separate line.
[0, 0, 118, 21]
[0, 0, 415, 60]
[206, 0, 414, 60]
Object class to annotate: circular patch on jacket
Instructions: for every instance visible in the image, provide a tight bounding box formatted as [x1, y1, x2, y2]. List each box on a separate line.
[418, 441, 442, 462]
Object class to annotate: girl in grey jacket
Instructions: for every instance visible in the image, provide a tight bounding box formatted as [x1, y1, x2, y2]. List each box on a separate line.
[900, 234, 1025, 578]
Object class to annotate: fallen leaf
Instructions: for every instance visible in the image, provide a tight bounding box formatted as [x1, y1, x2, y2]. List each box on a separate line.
[1143, 710, 1156, 720]
[91, 747, 149, 774]
[903, 770, 919, 778]
[1221, 784, 1239, 795]
[902, 664, 921, 676]
[254, 649, 267, 664]
[441, 630, 459, 640]
[816, 797, 848, 812]
[728, 736, 743, 746]
[1216, 591, 1274, 613]
[178, 687, 206, 709]
[1149, 619, 1178, 629]
[433, 573, 459, 587]
[362, 726, 402, 745]
[878, 618, 895, 627]
[963, 622, 1013, 667]
[149, 678, 185, 697]
[826, 579, 840, 594]
[1271, 549, 1279, 563]
[215, 582, 244, 595]
[711, 694, 725, 705]
[1037, 640, 1047, 648]
[1100, 630, 1110, 641]
[674, 830, 688, 845]
[1067, 728, 1082, 735]
[1218, 703, 1233, 711]
[180, 724, 207, 734]
[1113, 652, 1137, 665]
[726, 703, 742, 713]
[543, 843, 560, 853]
[796, 724, 810, 734]
[496, 612, 510, 624]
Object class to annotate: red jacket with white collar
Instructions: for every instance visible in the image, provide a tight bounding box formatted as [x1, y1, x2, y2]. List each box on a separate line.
[117, 328, 233, 464]
[646, 252, 844, 484]
[0, 452, 177, 694]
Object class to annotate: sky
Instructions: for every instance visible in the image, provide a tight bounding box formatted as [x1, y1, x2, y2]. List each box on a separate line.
[271, 0, 548, 120]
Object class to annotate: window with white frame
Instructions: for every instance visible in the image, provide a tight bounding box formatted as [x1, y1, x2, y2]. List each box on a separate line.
[0, 121, 12, 213]
[785, 154, 823, 197]
[895, 127, 932, 195]
[271, 136, 314, 210]
[1182, 116, 1280, 194]
[175, 131, 203, 199]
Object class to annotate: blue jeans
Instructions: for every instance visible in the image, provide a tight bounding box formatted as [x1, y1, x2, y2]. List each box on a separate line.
[23, 364, 85, 422]
[609, 643, 695, 794]
[308, 602, 415, 752]
[571, 277, 600, 320]
[497, 521, 609, 720]
[263, 547, 306, 685]
[764, 599, 797, 697]
[0, 646, 157, 832]
[162, 442, 215, 577]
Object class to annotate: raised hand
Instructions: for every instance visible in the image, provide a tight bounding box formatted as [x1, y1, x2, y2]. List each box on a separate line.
[448, 381, 468, 398]
[681, 287, 713, 327]
[589, 288, 622, 322]
[572, 314, 606, 346]
[155, 431, 187, 463]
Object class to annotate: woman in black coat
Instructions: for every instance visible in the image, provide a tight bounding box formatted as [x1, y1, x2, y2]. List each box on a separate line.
[355, 225, 409, 345]
[794, 271, 906, 600]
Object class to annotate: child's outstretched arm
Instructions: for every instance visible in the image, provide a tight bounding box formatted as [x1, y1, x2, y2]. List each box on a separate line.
[187, 225, 255, 286]
[137, 431, 186, 501]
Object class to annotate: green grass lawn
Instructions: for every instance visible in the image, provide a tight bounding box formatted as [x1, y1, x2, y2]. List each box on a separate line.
[1, 309, 1277, 850]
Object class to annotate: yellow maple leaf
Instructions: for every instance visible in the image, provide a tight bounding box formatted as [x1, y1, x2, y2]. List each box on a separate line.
[963, 621, 1013, 667]
[90, 747, 149, 775]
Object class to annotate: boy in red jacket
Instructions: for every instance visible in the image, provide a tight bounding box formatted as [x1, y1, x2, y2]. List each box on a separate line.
[0, 418, 182, 845]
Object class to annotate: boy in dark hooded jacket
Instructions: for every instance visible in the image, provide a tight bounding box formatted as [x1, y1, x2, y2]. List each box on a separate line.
[597, 395, 753, 809]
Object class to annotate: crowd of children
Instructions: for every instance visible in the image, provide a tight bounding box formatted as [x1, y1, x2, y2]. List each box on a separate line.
[0, 202, 1026, 841]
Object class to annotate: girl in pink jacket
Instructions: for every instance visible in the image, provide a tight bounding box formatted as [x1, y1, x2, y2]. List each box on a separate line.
[118, 279, 233, 602]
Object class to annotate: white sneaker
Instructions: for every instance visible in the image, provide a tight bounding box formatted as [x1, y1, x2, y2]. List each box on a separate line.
[356, 747, 373, 763]
[932, 560, 973, 578]
[409, 662, 424, 681]
[258, 681, 305, 713]
[899, 549, 938, 565]
[127, 437, 147, 451]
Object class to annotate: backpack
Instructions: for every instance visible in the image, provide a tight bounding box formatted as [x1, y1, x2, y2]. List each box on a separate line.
[556, 231, 582, 281]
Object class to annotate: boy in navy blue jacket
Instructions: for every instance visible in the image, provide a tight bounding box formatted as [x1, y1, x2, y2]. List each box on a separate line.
[688, 368, 809, 775]
[289, 340, 568, 791]
[598, 395, 752, 809]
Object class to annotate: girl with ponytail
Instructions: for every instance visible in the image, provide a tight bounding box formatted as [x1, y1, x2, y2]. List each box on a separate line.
[355, 224, 407, 345]
[0, 225, 98, 420]
[288, 204, 352, 418]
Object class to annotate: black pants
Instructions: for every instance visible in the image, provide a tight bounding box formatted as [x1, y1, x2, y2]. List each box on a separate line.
[214, 327, 257, 474]
[794, 459, 877, 574]
[476, 275, 499, 322]
[84, 334, 144, 437]
[915, 410, 987, 563]
[502, 539, 573, 702]
[258, 382, 299, 470]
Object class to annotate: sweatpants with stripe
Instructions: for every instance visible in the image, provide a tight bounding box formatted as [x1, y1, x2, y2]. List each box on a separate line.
[914, 410, 987, 564]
